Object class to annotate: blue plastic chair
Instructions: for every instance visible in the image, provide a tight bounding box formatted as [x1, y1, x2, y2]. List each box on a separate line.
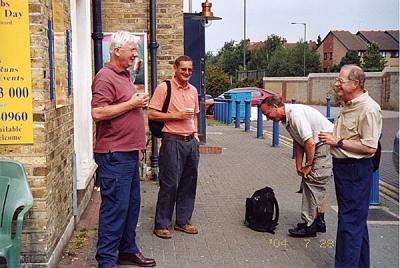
[0, 160, 33, 268]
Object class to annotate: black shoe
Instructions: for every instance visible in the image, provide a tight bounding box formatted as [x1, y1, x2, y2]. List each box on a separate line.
[289, 223, 317, 238]
[297, 219, 326, 233]
[315, 216, 326, 233]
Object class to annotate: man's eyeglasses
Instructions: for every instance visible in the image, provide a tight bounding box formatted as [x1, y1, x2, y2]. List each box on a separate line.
[335, 78, 357, 84]
[180, 68, 193, 73]
[117, 47, 138, 54]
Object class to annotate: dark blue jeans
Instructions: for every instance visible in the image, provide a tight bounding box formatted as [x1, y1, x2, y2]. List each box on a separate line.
[333, 157, 372, 268]
[155, 137, 199, 229]
[94, 151, 140, 268]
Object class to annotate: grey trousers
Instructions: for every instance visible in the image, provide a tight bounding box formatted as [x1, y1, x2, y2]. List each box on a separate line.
[301, 144, 332, 225]
[155, 137, 200, 229]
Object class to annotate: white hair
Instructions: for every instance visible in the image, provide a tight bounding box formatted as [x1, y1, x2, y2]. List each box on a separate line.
[109, 31, 137, 54]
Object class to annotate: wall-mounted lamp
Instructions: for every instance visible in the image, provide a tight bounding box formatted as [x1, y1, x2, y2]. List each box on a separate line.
[191, 0, 222, 27]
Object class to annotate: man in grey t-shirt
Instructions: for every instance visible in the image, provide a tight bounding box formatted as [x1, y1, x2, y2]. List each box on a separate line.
[261, 96, 333, 238]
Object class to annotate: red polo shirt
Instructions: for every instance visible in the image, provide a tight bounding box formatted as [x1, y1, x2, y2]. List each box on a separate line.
[91, 63, 146, 153]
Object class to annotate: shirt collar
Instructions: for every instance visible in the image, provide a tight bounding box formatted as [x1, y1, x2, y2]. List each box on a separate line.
[105, 63, 130, 76]
[345, 91, 369, 106]
[282, 104, 291, 125]
[172, 76, 190, 90]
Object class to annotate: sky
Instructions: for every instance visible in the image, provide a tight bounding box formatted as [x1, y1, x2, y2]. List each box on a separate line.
[183, 0, 400, 53]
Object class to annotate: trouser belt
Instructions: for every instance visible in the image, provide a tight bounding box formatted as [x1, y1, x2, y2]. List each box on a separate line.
[162, 133, 195, 141]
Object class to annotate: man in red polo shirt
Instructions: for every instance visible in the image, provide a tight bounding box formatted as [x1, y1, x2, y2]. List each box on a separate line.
[91, 31, 155, 268]
[149, 55, 200, 239]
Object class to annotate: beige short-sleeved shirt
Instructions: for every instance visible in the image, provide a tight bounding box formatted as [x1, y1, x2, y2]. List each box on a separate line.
[331, 92, 382, 159]
[149, 77, 199, 135]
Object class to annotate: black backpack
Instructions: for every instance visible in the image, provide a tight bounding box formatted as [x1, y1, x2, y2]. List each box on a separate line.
[245, 186, 279, 234]
[148, 80, 171, 138]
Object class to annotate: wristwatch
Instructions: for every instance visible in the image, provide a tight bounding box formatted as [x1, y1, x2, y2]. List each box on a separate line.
[336, 138, 344, 148]
[304, 162, 313, 167]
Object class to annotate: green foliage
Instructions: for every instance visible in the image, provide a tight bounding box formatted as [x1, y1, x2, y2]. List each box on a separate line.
[317, 35, 322, 47]
[340, 50, 361, 67]
[268, 43, 322, 76]
[231, 78, 263, 89]
[362, 42, 386, 71]
[205, 63, 231, 97]
[248, 34, 286, 71]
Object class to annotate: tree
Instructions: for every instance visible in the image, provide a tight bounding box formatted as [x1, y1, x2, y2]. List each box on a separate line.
[316, 35, 322, 47]
[268, 43, 322, 77]
[339, 50, 361, 67]
[362, 42, 386, 71]
[248, 34, 286, 71]
[205, 63, 230, 97]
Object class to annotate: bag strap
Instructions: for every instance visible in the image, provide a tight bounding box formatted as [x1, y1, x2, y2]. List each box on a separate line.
[161, 80, 172, 113]
[272, 196, 279, 225]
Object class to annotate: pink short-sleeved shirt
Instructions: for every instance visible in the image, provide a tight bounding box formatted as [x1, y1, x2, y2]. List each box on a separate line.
[91, 63, 146, 153]
[149, 77, 199, 135]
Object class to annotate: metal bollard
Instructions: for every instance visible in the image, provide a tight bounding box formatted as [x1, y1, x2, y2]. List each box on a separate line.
[272, 121, 280, 147]
[235, 100, 241, 128]
[291, 98, 296, 159]
[244, 100, 251, 132]
[257, 101, 263, 138]
[215, 102, 220, 122]
[226, 99, 232, 124]
[224, 100, 229, 124]
[326, 96, 331, 118]
[370, 170, 380, 205]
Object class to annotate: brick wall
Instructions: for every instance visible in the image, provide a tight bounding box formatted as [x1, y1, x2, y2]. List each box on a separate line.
[0, 0, 74, 264]
[263, 68, 399, 109]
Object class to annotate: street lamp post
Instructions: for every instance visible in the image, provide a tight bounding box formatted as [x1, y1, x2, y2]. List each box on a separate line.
[243, 0, 246, 70]
[291, 22, 306, 76]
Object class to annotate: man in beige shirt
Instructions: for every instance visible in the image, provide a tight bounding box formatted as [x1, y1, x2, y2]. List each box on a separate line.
[319, 65, 382, 268]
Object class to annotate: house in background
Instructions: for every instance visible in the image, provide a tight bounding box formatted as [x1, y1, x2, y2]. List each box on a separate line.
[317, 30, 399, 72]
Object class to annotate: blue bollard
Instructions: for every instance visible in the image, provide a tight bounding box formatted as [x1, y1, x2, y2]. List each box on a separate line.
[326, 96, 331, 118]
[226, 99, 232, 124]
[272, 121, 280, 147]
[370, 170, 380, 205]
[224, 101, 229, 124]
[244, 100, 251, 132]
[257, 101, 263, 138]
[291, 99, 296, 159]
[235, 100, 241, 128]
[215, 102, 220, 122]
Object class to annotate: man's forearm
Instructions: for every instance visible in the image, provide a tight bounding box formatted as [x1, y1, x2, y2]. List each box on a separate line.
[303, 138, 315, 165]
[92, 101, 134, 122]
[339, 139, 376, 155]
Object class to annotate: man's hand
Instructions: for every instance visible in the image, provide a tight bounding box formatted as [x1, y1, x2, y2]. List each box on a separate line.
[194, 132, 200, 143]
[174, 110, 195, 120]
[300, 166, 312, 179]
[129, 93, 149, 109]
[318, 131, 337, 146]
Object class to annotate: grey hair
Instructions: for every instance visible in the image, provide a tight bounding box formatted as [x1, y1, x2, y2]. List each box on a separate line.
[341, 64, 366, 89]
[261, 95, 284, 107]
[109, 31, 137, 54]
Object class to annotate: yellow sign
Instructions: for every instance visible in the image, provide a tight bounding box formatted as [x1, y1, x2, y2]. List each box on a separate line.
[0, 0, 33, 144]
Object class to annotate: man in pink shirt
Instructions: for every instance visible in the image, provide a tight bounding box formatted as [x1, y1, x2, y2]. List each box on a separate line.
[149, 55, 200, 239]
[91, 31, 155, 268]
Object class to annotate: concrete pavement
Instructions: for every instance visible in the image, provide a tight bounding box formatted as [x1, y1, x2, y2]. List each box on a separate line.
[61, 123, 399, 268]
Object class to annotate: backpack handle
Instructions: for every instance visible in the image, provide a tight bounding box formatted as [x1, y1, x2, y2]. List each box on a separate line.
[272, 196, 279, 225]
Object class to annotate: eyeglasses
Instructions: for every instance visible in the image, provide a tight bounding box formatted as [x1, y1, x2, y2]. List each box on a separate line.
[117, 47, 138, 54]
[180, 68, 193, 73]
[335, 78, 357, 84]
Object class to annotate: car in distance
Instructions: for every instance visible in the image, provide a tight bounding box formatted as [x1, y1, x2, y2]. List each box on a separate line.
[205, 87, 277, 115]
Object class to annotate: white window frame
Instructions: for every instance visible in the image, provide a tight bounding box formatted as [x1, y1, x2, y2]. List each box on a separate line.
[70, 0, 97, 189]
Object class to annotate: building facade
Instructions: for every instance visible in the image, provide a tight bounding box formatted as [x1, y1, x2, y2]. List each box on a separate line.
[317, 30, 400, 72]
[0, 0, 184, 266]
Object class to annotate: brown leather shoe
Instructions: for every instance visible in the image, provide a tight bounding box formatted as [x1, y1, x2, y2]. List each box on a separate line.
[117, 252, 156, 267]
[153, 228, 172, 239]
[174, 224, 198, 234]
